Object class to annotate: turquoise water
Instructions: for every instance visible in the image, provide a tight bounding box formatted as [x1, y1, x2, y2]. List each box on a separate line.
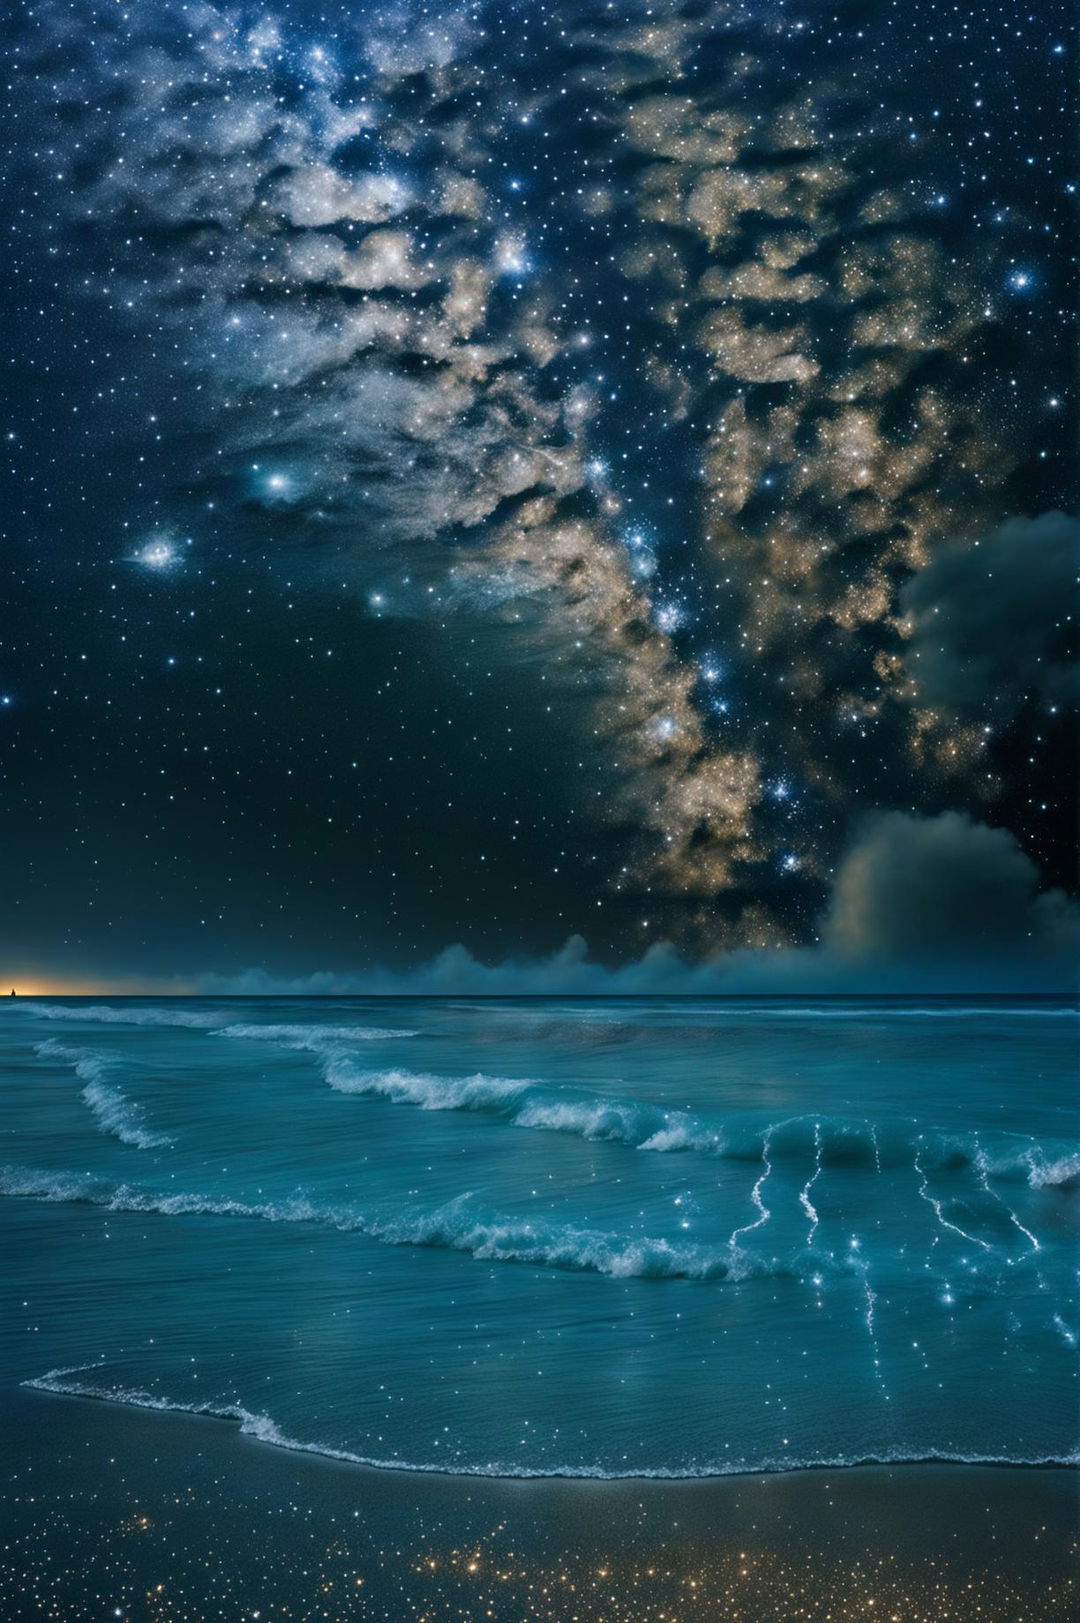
[1, 996, 1076, 1478]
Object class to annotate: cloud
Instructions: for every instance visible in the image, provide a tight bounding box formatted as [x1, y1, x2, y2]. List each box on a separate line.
[820, 810, 1079, 970]
[901, 512, 1079, 720]
[193, 814, 1077, 995]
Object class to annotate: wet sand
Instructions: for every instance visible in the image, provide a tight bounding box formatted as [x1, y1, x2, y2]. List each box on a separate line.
[1, 1384, 1075, 1621]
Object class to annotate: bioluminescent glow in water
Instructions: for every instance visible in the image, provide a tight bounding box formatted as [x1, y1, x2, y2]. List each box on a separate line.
[2, 996, 1076, 1478]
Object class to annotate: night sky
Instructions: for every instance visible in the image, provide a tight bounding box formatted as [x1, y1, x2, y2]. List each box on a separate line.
[1, 0, 1076, 990]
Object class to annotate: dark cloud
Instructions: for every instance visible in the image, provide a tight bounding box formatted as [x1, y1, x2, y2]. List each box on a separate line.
[192, 814, 1077, 993]
[820, 810, 1079, 970]
[901, 512, 1079, 721]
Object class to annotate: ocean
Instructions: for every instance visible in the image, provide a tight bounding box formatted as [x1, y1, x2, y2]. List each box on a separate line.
[1, 995, 1076, 1480]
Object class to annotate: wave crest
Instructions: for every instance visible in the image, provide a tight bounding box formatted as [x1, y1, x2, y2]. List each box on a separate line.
[317, 1062, 1078, 1190]
[327, 1062, 533, 1113]
[217, 1023, 418, 1044]
[0, 1163, 842, 1283]
[35, 1041, 171, 1150]
[21, 1002, 224, 1028]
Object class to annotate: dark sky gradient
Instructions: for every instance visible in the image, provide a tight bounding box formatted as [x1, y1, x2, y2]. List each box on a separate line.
[0, 0, 1076, 989]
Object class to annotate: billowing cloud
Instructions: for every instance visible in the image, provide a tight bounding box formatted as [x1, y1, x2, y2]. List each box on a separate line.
[820, 811, 1079, 970]
[901, 512, 1079, 721]
[192, 814, 1077, 994]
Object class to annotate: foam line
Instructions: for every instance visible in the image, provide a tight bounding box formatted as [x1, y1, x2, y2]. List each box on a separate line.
[0, 1164, 845, 1284]
[216, 1023, 418, 1044]
[35, 1041, 171, 1150]
[316, 1061, 1080, 1193]
[22, 1368, 1080, 1480]
[20, 1003, 224, 1028]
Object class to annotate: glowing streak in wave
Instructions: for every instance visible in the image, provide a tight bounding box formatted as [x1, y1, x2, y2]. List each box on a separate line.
[852, 1247, 890, 1400]
[914, 1141, 993, 1252]
[799, 1121, 823, 1246]
[729, 1128, 773, 1249]
[974, 1140, 1040, 1253]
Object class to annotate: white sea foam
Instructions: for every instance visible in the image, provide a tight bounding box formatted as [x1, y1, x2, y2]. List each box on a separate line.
[23, 1367, 1080, 1480]
[0, 1163, 838, 1283]
[513, 1094, 668, 1144]
[318, 1064, 1080, 1192]
[323, 1063, 528, 1112]
[1024, 1151, 1080, 1190]
[20, 1002, 225, 1028]
[216, 1023, 418, 1044]
[11, 1005, 418, 1042]
[324, 1064, 681, 1147]
[376, 1200, 791, 1281]
[5, 1157, 1046, 1288]
[637, 1121, 726, 1153]
[322, 1059, 723, 1151]
[35, 1041, 172, 1150]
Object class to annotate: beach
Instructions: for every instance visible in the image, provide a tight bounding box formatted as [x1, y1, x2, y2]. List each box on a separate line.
[1, 995, 1076, 1618]
[2, 1383, 1076, 1621]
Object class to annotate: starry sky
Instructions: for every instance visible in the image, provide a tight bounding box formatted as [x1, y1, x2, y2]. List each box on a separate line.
[1, 0, 1076, 990]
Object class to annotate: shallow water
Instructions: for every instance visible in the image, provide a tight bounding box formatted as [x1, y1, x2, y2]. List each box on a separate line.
[1, 995, 1076, 1477]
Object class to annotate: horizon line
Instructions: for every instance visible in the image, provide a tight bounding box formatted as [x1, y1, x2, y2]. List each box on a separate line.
[4, 990, 1076, 1002]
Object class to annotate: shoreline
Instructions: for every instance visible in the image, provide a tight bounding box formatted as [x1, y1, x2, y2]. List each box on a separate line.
[3, 1381, 1076, 1621]
[22, 1380, 1080, 1485]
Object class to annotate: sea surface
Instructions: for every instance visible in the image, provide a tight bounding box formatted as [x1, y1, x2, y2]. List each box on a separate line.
[1, 995, 1076, 1479]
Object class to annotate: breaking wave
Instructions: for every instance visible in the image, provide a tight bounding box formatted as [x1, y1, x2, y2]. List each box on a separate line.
[0, 1163, 843, 1282]
[216, 1022, 418, 1044]
[23, 1367, 1080, 1480]
[1022, 1152, 1080, 1191]
[319, 1060, 1077, 1186]
[321, 1058, 746, 1154]
[322, 1058, 724, 1149]
[35, 1041, 171, 1150]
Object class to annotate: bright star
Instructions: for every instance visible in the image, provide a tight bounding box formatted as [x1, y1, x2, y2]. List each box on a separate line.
[1007, 268, 1037, 293]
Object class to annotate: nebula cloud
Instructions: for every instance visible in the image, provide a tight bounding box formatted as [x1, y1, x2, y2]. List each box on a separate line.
[16, 0, 1075, 966]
